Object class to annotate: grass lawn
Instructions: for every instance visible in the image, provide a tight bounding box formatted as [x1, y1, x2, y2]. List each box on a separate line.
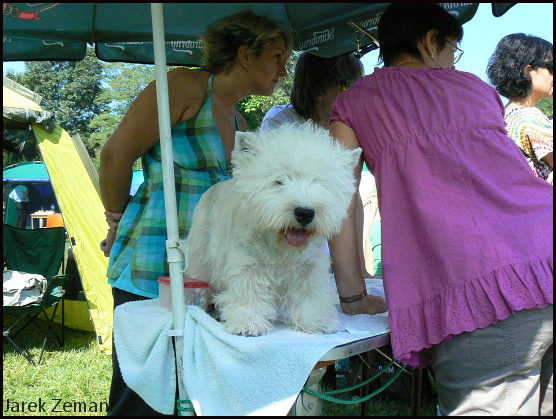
[3, 313, 112, 416]
[3, 313, 437, 416]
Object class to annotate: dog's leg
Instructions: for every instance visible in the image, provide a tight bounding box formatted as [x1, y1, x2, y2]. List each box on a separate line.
[184, 188, 214, 283]
[215, 266, 278, 336]
[283, 259, 339, 334]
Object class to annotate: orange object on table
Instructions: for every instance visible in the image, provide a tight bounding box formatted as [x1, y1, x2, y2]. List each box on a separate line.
[46, 213, 64, 228]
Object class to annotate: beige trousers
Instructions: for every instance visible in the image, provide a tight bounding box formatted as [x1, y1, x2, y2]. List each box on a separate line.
[432, 304, 553, 416]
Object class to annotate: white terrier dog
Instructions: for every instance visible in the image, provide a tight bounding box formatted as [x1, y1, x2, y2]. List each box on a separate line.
[186, 122, 361, 336]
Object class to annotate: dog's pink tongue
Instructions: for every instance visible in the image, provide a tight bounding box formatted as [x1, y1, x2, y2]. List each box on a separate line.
[285, 228, 310, 247]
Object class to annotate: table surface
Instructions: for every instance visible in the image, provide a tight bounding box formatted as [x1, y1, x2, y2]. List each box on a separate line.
[31, 211, 55, 217]
[30, 212, 60, 228]
[320, 332, 390, 362]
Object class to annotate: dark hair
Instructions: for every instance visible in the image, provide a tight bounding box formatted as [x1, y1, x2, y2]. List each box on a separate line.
[201, 11, 293, 74]
[378, 4, 463, 67]
[486, 33, 553, 98]
[290, 53, 364, 123]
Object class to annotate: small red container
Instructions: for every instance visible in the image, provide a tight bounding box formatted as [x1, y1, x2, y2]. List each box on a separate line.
[157, 276, 210, 312]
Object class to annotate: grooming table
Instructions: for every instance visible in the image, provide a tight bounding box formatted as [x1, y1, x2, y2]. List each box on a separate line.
[114, 277, 402, 416]
[300, 329, 424, 417]
[286, 277, 393, 415]
[316, 332, 390, 367]
[290, 331, 391, 415]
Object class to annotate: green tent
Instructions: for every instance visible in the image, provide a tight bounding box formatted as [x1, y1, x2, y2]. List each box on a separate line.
[4, 78, 114, 351]
[3, 161, 56, 228]
[4, 161, 50, 181]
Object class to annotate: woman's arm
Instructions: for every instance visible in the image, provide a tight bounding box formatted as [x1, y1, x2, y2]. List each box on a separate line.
[99, 69, 197, 212]
[99, 68, 205, 255]
[541, 151, 553, 168]
[355, 194, 372, 277]
[329, 120, 387, 315]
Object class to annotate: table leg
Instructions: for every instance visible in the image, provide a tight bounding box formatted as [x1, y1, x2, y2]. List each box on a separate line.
[411, 368, 423, 416]
[360, 351, 371, 416]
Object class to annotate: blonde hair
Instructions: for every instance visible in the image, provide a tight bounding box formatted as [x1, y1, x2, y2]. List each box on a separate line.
[201, 11, 294, 74]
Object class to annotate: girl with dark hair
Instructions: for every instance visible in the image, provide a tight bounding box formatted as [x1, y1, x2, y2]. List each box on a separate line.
[487, 33, 553, 183]
[330, 4, 552, 416]
[261, 52, 364, 129]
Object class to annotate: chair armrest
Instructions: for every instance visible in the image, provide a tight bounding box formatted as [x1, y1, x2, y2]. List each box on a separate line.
[43, 274, 70, 303]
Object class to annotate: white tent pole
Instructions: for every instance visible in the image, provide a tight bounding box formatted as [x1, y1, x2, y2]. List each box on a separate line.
[150, 3, 192, 416]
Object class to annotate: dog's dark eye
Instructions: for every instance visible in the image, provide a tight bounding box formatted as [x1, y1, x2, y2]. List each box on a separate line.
[275, 179, 283, 186]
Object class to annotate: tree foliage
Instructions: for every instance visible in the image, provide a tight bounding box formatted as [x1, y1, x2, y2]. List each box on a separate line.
[4, 49, 299, 170]
[88, 63, 159, 169]
[3, 51, 159, 170]
[4, 47, 108, 167]
[536, 97, 553, 119]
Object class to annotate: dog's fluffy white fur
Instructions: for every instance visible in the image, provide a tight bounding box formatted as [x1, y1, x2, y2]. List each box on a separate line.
[186, 122, 361, 336]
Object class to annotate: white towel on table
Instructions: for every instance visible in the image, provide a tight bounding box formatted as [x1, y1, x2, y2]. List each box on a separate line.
[114, 300, 176, 415]
[183, 305, 388, 416]
[114, 277, 388, 416]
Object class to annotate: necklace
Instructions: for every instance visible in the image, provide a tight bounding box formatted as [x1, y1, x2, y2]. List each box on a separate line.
[395, 59, 422, 67]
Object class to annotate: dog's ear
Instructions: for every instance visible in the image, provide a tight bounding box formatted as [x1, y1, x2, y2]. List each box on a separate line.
[234, 131, 259, 154]
[232, 131, 259, 170]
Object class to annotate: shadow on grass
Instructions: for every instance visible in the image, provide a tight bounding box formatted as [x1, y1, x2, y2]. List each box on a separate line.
[3, 312, 96, 359]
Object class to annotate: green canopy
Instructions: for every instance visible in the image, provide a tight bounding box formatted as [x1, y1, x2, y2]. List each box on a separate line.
[3, 161, 50, 183]
[3, 3, 516, 64]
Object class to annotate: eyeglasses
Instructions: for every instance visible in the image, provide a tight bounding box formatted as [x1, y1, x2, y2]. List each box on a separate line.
[445, 39, 464, 64]
[532, 60, 553, 75]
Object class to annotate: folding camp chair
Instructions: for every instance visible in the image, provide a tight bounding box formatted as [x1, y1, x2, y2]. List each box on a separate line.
[3, 224, 69, 365]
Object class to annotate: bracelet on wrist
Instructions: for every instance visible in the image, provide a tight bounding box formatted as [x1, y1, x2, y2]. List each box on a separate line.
[339, 289, 368, 304]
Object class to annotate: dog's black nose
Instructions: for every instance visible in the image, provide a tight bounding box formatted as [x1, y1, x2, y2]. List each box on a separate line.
[294, 207, 315, 226]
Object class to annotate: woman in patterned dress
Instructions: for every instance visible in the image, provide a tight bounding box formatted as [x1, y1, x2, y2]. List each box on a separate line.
[99, 11, 292, 415]
[487, 33, 553, 183]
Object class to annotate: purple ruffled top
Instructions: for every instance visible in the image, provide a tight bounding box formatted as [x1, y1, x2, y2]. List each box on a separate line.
[332, 66, 553, 367]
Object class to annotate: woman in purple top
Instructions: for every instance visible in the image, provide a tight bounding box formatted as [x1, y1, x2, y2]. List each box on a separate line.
[330, 4, 552, 416]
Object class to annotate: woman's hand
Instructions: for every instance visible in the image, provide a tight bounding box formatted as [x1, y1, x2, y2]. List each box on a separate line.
[340, 294, 387, 315]
[100, 211, 124, 257]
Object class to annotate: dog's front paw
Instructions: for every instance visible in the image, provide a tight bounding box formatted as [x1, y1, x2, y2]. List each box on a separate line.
[289, 306, 340, 334]
[293, 316, 339, 334]
[220, 307, 274, 336]
[224, 317, 273, 336]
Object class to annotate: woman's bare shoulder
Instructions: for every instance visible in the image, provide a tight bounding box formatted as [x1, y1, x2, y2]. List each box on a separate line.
[165, 68, 211, 123]
[167, 68, 210, 93]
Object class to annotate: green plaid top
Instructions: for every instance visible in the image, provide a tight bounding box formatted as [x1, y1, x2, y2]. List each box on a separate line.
[107, 74, 234, 297]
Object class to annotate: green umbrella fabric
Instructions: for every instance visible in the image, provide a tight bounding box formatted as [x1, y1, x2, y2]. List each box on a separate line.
[3, 3, 515, 64]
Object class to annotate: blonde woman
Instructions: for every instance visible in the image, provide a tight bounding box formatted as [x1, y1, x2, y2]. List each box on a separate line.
[99, 11, 293, 415]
